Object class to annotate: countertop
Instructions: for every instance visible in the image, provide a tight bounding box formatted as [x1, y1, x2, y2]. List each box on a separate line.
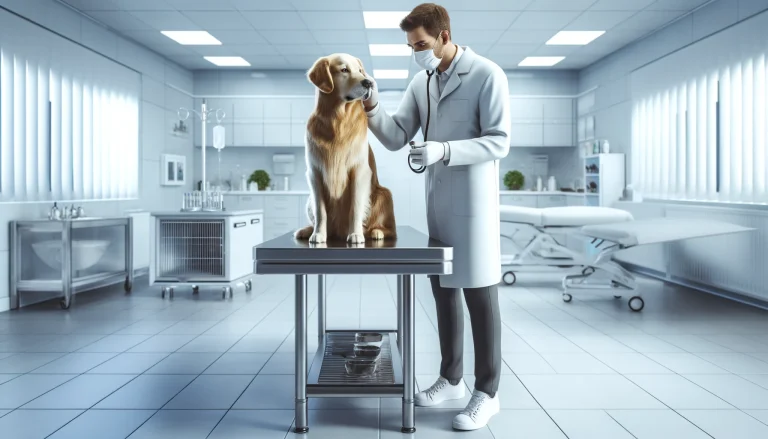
[152, 209, 264, 217]
[500, 190, 584, 196]
[223, 191, 310, 196]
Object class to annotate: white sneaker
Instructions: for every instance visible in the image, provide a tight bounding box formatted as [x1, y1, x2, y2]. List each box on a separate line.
[414, 376, 465, 407]
[452, 390, 500, 431]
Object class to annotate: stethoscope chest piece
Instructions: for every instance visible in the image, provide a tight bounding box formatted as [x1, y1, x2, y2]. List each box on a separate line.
[408, 141, 426, 174]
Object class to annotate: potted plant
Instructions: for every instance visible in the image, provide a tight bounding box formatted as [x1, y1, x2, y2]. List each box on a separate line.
[504, 170, 524, 190]
[249, 170, 271, 191]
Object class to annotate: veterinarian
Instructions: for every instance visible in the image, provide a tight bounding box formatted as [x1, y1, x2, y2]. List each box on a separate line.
[363, 2, 511, 432]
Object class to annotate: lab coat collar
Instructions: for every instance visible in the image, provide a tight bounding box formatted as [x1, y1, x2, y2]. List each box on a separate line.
[439, 46, 475, 103]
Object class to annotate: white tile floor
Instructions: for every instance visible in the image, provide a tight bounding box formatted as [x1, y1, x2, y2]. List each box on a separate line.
[1, 271, 768, 438]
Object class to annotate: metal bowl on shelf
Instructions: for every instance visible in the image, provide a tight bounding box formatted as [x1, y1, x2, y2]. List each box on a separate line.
[353, 343, 381, 358]
[344, 356, 379, 377]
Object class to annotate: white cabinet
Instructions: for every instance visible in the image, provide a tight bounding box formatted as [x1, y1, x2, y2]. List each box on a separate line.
[509, 96, 575, 147]
[500, 194, 538, 207]
[566, 195, 584, 206]
[537, 195, 566, 208]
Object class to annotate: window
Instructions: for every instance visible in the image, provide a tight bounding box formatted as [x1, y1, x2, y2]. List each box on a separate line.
[0, 12, 140, 202]
[630, 14, 768, 204]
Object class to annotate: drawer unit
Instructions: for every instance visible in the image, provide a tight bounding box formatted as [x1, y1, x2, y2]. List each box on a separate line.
[238, 195, 265, 210]
[266, 195, 299, 218]
[566, 195, 585, 206]
[536, 195, 566, 208]
[264, 216, 300, 240]
[500, 195, 537, 207]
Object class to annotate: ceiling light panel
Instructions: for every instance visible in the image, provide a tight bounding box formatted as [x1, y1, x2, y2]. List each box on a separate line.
[546, 31, 605, 45]
[518, 56, 565, 67]
[363, 11, 410, 29]
[204, 56, 251, 66]
[161, 31, 221, 45]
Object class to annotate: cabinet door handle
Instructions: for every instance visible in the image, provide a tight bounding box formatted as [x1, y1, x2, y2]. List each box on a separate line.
[251, 218, 260, 224]
[234, 222, 246, 228]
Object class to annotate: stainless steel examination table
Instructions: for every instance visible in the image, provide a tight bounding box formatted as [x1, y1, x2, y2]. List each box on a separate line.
[253, 226, 453, 433]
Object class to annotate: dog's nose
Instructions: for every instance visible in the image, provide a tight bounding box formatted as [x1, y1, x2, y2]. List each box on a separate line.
[361, 79, 373, 88]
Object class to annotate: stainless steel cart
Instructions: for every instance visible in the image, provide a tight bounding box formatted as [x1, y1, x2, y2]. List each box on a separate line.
[10, 217, 134, 310]
[253, 226, 453, 434]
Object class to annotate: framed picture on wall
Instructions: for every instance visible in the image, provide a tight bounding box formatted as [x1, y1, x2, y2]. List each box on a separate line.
[161, 154, 186, 186]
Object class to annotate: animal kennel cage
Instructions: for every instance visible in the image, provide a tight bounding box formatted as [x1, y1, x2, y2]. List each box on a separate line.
[150, 211, 263, 299]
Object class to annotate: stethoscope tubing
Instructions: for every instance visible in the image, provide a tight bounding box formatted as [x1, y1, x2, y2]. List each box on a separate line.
[408, 70, 435, 174]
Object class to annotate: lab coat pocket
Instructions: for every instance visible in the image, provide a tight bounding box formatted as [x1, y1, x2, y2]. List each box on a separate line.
[451, 168, 474, 216]
[450, 99, 469, 122]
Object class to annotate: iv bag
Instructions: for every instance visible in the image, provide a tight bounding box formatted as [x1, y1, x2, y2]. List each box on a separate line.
[213, 125, 226, 150]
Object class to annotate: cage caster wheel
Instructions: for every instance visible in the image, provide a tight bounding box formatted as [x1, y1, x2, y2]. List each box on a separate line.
[562, 293, 572, 303]
[60, 299, 71, 309]
[245, 280, 253, 292]
[582, 267, 596, 276]
[222, 287, 233, 299]
[502, 271, 516, 286]
[628, 296, 644, 312]
[161, 288, 166, 299]
[192, 285, 199, 294]
[124, 278, 132, 292]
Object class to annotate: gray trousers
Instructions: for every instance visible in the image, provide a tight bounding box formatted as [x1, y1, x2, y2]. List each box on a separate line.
[429, 276, 502, 397]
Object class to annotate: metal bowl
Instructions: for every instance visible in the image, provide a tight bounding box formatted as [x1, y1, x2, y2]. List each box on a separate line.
[354, 332, 383, 347]
[345, 356, 378, 377]
[353, 344, 381, 358]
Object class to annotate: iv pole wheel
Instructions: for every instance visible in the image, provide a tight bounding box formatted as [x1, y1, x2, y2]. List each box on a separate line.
[562, 293, 572, 303]
[502, 271, 516, 286]
[628, 296, 644, 312]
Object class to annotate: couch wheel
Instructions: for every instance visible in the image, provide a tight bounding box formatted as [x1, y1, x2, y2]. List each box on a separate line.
[562, 293, 572, 303]
[629, 296, 644, 312]
[502, 271, 516, 286]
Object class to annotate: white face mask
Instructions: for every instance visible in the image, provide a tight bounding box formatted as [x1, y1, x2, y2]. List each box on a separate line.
[414, 37, 444, 71]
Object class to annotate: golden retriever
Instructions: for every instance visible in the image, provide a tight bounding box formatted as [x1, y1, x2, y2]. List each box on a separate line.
[294, 53, 396, 244]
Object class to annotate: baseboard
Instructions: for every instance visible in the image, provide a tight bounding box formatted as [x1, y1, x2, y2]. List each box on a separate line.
[623, 261, 768, 312]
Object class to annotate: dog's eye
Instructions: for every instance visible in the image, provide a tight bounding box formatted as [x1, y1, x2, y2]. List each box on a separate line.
[341, 67, 348, 73]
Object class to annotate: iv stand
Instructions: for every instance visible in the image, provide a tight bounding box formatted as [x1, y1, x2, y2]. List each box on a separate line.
[178, 99, 225, 199]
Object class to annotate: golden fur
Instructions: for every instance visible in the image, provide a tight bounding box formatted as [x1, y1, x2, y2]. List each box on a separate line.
[295, 54, 396, 244]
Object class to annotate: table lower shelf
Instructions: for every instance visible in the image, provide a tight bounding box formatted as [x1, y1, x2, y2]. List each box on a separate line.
[307, 330, 403, 398]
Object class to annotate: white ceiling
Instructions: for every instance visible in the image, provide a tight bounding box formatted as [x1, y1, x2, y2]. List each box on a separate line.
[61, 0, 712, 88]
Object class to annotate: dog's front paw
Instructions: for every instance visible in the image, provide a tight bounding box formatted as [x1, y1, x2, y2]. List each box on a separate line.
[309, 232, 326, 243]
[370, 229, 385, 240]
[346, 232, 365, 244]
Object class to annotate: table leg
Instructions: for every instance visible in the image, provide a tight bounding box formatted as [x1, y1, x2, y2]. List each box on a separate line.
[401, 274, 416, 433]
[295, 274, 308, 433]
[397, 275, 403, 356]
[318, 274, 326, 344]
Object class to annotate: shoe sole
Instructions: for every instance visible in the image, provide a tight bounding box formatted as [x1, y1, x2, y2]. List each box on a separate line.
[414, 392, 466, 407]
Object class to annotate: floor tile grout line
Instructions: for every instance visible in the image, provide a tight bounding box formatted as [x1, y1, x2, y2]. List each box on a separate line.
[29, 281, 284, 438]
[603, 410, 639, 439]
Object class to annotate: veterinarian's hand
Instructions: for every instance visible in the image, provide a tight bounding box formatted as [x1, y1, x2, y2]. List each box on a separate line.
[409, 141, 445, 168]
[362, 76, 378, 111]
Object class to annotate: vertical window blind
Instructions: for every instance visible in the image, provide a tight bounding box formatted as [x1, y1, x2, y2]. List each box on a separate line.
[632, 53, 767, 203]
[630, 13, 768, 205]
[0, 15, 140, 203]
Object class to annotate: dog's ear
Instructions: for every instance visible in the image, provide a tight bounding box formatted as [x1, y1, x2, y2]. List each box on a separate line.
[355, 57, 367, 76]
[308, 57, 334, 94]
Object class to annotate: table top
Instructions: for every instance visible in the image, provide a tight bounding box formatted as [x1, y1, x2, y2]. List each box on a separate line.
[253, 226, 453, 275]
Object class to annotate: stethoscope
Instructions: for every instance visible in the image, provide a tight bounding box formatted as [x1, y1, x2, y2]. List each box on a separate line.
[408, 70, 436, 174]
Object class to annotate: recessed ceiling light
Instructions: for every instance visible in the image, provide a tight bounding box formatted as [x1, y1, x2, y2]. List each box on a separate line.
[363, 11, 409, 29]
[369, 44, 412, 57]
[518, 56, 565, 67]
[204, 56, 251, 67]
[161, 31, 221, 45]
[546, 31, 605, 45]
[373, 69, 409, 79]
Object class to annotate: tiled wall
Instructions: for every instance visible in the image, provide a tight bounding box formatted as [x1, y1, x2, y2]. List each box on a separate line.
[0, 0, 194, 311]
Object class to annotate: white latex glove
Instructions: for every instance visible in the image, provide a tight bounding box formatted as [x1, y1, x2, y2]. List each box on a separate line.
[409, 141, 445, 168]
[363, 75, 379, 112]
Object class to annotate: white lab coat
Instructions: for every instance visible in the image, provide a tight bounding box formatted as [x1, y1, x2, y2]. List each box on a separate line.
[367, 47, 511, 288]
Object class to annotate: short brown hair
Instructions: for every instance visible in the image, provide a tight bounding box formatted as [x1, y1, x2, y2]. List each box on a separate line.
[399, 3, 451, 39]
